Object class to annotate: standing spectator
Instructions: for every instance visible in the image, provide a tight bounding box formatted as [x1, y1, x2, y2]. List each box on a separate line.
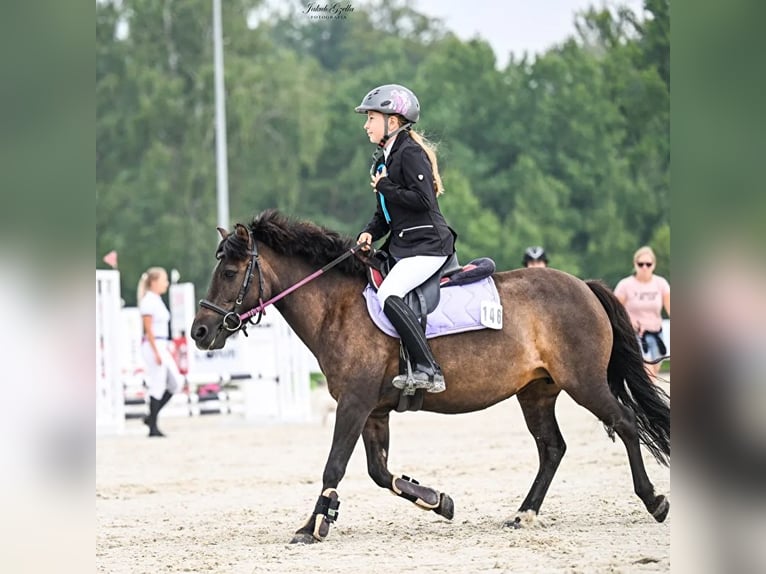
[137, 267, 183, 437]
[614, 246, 671, 377]
[522, 246, 548, 268]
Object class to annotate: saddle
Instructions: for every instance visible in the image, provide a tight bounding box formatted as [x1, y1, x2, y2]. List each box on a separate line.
[361, 249, 497, 413]
[365, 250, 496, 327]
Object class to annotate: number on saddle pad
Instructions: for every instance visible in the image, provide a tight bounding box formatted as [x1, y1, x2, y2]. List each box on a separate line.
[480, 301, 503, 330]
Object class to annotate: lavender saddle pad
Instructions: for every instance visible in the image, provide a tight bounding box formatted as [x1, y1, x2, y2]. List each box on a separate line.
[363, 277, 501, 339]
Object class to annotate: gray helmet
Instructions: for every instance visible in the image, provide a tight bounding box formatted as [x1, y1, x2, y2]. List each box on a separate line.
[355, 84, 420, 123]
[523, 246, 548, 266]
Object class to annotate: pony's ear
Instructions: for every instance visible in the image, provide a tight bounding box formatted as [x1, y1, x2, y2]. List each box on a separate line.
[217, 226, 229, 240]
[234, 223, 253, 248]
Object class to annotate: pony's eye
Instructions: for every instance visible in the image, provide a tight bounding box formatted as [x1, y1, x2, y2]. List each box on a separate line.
[223, 269, 237, 279]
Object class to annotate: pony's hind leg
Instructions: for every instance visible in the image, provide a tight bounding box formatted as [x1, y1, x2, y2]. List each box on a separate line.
[506, 379, 565, 528]
[566, 380, 669, 522]
[363, 411, 454, 520]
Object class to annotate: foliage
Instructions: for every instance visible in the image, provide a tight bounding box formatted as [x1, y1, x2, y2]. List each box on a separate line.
[97, 0, 669, 304]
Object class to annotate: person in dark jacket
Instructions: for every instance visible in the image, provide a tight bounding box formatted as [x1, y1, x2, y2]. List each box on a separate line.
[355, 84, 456, 393]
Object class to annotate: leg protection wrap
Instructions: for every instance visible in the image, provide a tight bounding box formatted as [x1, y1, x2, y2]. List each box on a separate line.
[311, 488, 340, 541]
[391, 475, 440, 510]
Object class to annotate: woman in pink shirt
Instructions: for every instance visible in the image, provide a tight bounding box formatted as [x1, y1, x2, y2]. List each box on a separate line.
[614, 246, 671, 377]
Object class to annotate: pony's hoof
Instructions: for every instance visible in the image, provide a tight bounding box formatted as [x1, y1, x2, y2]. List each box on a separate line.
[435, 493, 454, 520]
[503, 516, 524, 530]
[651, 495, 669, 522]
[503, 510, 541, 529]
[289, 532, 318, 545]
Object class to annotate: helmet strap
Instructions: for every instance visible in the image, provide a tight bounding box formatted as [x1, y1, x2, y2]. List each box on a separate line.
[376, 118, 412, 149]
[371, 120, 413, 177]
[382, 113, 391, 141]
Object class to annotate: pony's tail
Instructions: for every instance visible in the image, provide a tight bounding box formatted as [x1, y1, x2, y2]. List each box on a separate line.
[586, 280, 670, 467]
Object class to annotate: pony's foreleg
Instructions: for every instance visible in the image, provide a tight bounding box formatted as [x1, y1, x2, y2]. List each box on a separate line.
[506, 380, 565, 528]
[290, 394, 373, 544]
[362, 412, 454, 520]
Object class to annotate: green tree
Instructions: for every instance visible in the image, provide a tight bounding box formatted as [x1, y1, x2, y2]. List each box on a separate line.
[439, 169, 502, 264]
[98, 0, 669, 302]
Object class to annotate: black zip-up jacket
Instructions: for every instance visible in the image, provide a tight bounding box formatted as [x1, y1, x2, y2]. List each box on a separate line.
[361, 132, 456, 259]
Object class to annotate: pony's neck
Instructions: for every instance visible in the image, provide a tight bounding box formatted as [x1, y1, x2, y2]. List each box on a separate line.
[266, 253, 363, 355]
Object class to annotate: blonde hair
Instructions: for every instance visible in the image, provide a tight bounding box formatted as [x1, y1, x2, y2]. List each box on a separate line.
[137, 267, 166, 302]
[633, 246, 656, 264]
[392, 116, 444, 196]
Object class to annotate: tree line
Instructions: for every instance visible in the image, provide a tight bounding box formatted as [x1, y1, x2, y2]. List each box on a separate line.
[97, 0, 669, 305]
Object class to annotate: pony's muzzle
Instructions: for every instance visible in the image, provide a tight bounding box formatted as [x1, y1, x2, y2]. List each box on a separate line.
[190, 319, 224, 350]
[191, 322, 209, 346]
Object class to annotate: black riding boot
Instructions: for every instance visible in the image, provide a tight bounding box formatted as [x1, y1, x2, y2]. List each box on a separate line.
[158, 390, 173, 409]
[383, 296, 446, 393]
[145, 392, 171, 437]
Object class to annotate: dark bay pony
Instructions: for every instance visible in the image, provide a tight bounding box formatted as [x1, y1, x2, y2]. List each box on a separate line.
[190, 210, 670, 544]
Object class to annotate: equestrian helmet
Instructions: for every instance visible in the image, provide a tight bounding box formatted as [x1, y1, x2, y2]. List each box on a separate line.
[355, 84, 420, 123]
[523, 246, 548, 266]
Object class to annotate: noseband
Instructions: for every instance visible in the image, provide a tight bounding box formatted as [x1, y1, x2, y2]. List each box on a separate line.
[199, 228, 265, 337]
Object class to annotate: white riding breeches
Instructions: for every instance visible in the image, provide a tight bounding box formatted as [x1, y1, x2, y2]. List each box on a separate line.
[376, 255, 449, 307]
[141, 339, 184, 400]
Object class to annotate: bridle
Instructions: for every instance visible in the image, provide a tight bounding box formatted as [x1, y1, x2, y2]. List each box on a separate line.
[199, 227, 265, 337]
[199, 225, 367, 340]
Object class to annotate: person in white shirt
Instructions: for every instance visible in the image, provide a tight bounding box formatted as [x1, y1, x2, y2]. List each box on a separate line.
[137, 267, 183, 437]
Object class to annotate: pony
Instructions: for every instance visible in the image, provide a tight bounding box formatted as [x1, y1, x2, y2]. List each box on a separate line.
[190, 210, 670, 544]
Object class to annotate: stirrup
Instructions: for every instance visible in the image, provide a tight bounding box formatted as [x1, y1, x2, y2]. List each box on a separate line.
[428, 374, 446, 394]
[392, 371, 446, 394]
[392, 371, 429, 393]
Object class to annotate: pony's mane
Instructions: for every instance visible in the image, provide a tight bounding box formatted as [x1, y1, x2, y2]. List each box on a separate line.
[219, 209, 367, 278]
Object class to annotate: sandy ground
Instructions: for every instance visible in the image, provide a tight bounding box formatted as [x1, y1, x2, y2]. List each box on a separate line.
[97, 382, 670, 574]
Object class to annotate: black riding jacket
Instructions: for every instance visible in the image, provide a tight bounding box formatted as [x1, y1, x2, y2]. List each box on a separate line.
[361, 132, 456, 259]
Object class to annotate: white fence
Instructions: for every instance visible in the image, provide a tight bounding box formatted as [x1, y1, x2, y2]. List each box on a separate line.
[96, 270, 125, 434]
